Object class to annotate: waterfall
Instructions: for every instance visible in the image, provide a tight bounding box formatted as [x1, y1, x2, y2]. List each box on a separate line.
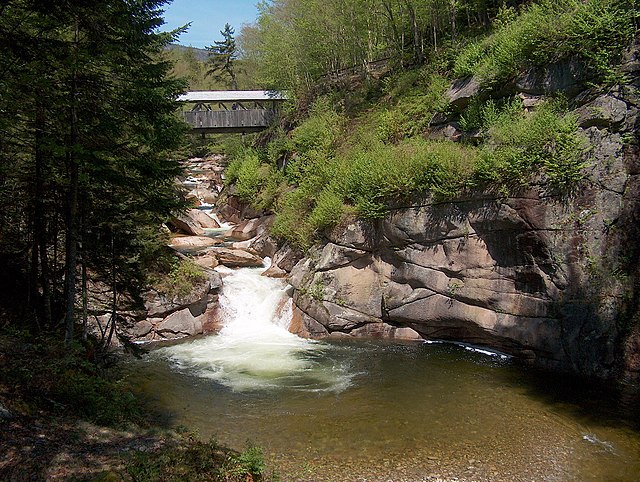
[158, 263, 352, 392]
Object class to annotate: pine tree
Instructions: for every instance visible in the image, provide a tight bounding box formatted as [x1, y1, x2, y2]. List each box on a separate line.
[0, 0, 188, 344]
[206, 23, 239, 90]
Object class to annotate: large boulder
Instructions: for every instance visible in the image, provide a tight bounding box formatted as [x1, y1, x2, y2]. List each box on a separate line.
[142, 278, 211, 318]
[210, 247, 264, 267]
[169, 212, 205, 236]
[225, 218, 262, 241]
[445, 76, 481, 111]
[156, 308, 200, 338]
[169, 236, 219, 250]
[189, 209, 220, 229]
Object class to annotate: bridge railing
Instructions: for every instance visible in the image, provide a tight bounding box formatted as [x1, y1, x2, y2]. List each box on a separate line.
[183, 109, 276, 130]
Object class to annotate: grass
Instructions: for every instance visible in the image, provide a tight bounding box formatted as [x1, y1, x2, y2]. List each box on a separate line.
[127, 436, 270, 481]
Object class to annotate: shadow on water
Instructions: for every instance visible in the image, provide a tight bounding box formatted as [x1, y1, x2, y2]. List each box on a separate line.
[497, 360, 640, 431]
[124, 335, 640, 481]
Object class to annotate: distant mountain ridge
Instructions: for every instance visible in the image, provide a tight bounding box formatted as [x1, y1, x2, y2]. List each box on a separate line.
[166, 44, 209, 62]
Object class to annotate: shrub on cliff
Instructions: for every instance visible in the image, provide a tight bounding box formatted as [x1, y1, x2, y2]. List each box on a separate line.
[454, 0, 638, 86]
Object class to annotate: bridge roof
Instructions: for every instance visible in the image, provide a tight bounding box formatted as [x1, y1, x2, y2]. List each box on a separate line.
[178, 90, 288, 103]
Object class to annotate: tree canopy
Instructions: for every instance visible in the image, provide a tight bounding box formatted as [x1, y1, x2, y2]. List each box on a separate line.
[0, 0, 187, 344]
[206, 23, 240, 90]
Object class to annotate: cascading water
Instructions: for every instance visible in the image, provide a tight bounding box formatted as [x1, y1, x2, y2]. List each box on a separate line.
[157, 262, 353, 392]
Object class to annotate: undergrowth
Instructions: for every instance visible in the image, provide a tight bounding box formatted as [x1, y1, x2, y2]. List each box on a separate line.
[236, 95, 585, 249]
[454, 0, 638, 86]
[0, 329, 143, 427]
[149, 256, 207, 299]
[127, 435, 270, 482]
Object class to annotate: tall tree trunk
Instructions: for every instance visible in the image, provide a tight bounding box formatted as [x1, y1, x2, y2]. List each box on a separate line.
[450, 0, 457, 44]
[105, 227, 117, 350]
[80, 198, 88, 341]
[34, 102, 52, 327]
[404, 1, 423, 63]
[64, 20, 80, 345]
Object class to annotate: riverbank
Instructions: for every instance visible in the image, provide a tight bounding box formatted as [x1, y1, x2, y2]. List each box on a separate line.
[0, 330, 270, 481]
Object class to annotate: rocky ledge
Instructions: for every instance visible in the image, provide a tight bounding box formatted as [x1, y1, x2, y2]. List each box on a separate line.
[272, 48, 640, 381]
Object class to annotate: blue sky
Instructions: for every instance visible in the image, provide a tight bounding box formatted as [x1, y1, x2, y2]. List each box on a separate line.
[162, 0, 259, 49]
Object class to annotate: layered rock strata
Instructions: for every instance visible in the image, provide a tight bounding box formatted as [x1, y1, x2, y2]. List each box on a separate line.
[276, 46, 640, 380]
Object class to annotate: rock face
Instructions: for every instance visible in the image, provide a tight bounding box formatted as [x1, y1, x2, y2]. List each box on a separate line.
[284, 52, 640, 380]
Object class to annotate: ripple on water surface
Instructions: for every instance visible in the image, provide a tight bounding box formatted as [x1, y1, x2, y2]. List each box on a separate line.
[130, 266, 640, 481]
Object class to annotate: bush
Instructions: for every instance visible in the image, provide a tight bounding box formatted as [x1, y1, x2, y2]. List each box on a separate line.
[291, 97, 344, 156]
[0, 332, 144, 427]
[474, 99, 587, 191]
[152, 258, 206, 300]
[454, 0, 638, 86]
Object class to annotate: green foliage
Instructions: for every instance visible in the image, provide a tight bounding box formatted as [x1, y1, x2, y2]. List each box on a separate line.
[0, 331, 143, 427]
[291, 97, 344, 157]
[243, 94, 587, 248]
[232, 444, 267, 477]
[126, 435, 269, 481]
[225, 148, 285, 212]
[233, 151, 264, 201]
[151, 258, 206, 300]
[454, 0, 638, 86]
[474, 99, 587, 191]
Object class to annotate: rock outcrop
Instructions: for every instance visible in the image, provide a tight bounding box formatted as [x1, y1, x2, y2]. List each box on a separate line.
[279, 46, 640, 381]
[169, 209, 220, 235]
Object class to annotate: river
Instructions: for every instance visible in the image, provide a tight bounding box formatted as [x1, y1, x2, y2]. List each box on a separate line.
[126, 262, 640, 481]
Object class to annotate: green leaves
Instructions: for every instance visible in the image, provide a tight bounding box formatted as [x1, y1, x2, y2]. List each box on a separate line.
[205, 23, 239, 90]
[454, 0, 638, 87]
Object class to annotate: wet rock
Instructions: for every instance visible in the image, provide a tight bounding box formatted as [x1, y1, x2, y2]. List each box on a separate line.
[131, 320, 153, 338]
[156, 308, 199, 337]
[210, 247, 264, 267]
[196, 304, 224, 333]
[262, 264, 288, 278]
[226, 216, 273, 241]
[188, 209, 220, 229]
[169, 236, 219, 250]
[205, 269, 223, 290]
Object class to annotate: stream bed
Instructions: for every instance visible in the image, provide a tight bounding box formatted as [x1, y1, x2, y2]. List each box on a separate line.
[125, 264, 640, 481]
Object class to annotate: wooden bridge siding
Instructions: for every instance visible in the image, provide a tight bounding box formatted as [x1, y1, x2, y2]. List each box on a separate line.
[183, 109, 276, 130]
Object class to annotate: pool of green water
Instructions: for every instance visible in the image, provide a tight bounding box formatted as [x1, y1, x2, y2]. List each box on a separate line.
[126, 338, 640, 481]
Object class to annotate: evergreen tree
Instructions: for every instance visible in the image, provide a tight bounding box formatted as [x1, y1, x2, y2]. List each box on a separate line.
[0, 0, 188, 345]
[206, 23, 239, 90]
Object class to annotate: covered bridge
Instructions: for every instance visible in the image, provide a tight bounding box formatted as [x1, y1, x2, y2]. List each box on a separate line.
[179, 90, 288, 134]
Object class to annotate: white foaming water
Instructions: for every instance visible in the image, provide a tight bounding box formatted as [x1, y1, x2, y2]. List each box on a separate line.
[158, 263, 352, 392]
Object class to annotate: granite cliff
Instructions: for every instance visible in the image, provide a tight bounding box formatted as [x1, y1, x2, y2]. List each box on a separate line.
[252, 44, 640, 381]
